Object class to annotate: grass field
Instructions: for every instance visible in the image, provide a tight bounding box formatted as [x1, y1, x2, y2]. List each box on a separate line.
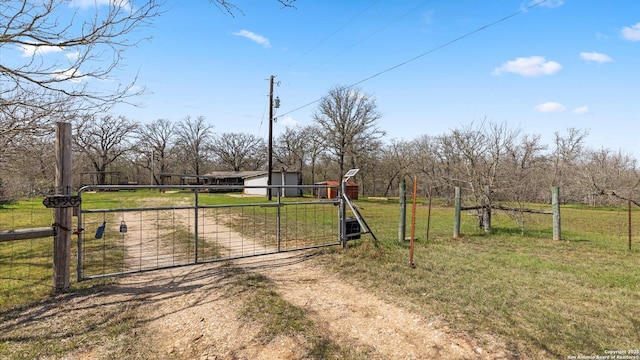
[320, 199, 640, 358]
[1, 191, 638, 358]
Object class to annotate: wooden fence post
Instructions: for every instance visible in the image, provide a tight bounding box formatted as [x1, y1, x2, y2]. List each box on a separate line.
[454, 187, 461, 238]
[53, 122, 72, 292]
[399, 180, 406, 242]
[552, 186, 561, 241]
[483, 185, 491, 233]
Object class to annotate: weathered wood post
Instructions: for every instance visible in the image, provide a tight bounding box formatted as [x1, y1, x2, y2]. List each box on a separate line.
[399, 180, 406, 242]
[552, 186, 561, 241]
[54, 122, 72, 292]
[483, 185, 491, 233]
[453, 187, 461, 239]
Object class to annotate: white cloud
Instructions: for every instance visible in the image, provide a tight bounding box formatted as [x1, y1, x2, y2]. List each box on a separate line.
[66, 52, 81, 61]
[232, 30, 271, 48]
[580, 52, 613, 63]
[277, 116, 299, 127]
[19, 44, 64, 57]
[535, 102, 565, 113]
[621, 22, 640, 41]
[52, 68, 84, 83]
[493, 56, 562, 77]
[573, 106, 590, 115]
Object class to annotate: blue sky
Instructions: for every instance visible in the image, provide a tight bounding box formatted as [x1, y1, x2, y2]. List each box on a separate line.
[61, 1, 640, 156]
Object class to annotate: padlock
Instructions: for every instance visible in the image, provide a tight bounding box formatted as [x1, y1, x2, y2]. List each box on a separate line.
[119, 221, 127, 233]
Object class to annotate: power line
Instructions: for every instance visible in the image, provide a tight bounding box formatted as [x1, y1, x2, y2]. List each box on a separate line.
[287, 0, 379, 69]
[316, 0, 433, 69]
[279, 0, 549, 119]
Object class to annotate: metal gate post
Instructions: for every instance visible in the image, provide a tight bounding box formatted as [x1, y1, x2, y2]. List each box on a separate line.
[277, 188, 281, 252]
[339, 180, 347, 248]
[194, 189, 199, 263]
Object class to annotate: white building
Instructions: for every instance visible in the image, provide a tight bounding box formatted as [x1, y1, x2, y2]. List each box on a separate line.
[242, 171, 302, 197]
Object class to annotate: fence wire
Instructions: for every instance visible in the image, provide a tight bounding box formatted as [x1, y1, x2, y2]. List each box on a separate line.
[0, 205, 56, 299]
[348, 192, 639, 251]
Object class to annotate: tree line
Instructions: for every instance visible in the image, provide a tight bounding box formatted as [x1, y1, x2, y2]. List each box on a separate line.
[0, 85, 638, 206]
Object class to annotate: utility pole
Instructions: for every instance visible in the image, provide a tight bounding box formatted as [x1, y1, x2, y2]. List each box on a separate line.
[268, 75, 274, 200]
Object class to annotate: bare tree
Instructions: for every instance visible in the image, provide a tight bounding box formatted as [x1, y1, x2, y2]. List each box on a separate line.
[443, 121, 521, 230]
[0, 1, 161, 108]
[580, 149, 640, 206]
[303, 126, 327, 185]
[550, 128, 589, 192]
[73, 114, 139, 185]
[175, 116, 213, 176]
[212, 132, 265, 171]
[274, 125, 312, 173]
[377, 139, 415, 197]
[502, 134, 548, 202]
[211, 0, 296, 15]
[136, 118, 177, 184]
[313, 86, 385, 179]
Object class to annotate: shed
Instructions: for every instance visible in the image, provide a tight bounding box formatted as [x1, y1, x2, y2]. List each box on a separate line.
[315, 180, 358, 200]
[243, 171, 302, 197]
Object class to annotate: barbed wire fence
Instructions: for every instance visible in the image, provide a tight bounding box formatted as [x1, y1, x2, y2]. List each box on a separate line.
[351, 185, 639, 252]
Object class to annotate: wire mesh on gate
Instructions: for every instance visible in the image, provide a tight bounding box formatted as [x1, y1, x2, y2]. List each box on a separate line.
[77, 185, 342, 280]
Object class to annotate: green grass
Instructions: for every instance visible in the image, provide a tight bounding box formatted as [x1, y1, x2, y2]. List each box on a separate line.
[318, 200, 640, 359]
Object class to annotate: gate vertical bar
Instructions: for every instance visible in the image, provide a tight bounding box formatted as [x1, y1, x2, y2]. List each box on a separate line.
[194, 189, 199, 263]
[54, 122, 72, 292]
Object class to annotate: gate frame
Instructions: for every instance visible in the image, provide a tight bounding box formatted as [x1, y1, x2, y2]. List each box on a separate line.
[76, 184, 342, 281]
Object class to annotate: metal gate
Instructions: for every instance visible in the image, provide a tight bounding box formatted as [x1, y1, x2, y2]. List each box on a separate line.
[76, 184, 344, 281]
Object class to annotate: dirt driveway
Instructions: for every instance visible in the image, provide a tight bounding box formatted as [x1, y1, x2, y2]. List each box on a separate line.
[0, 250, 512, 359]
[114, 252, 510, 359]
